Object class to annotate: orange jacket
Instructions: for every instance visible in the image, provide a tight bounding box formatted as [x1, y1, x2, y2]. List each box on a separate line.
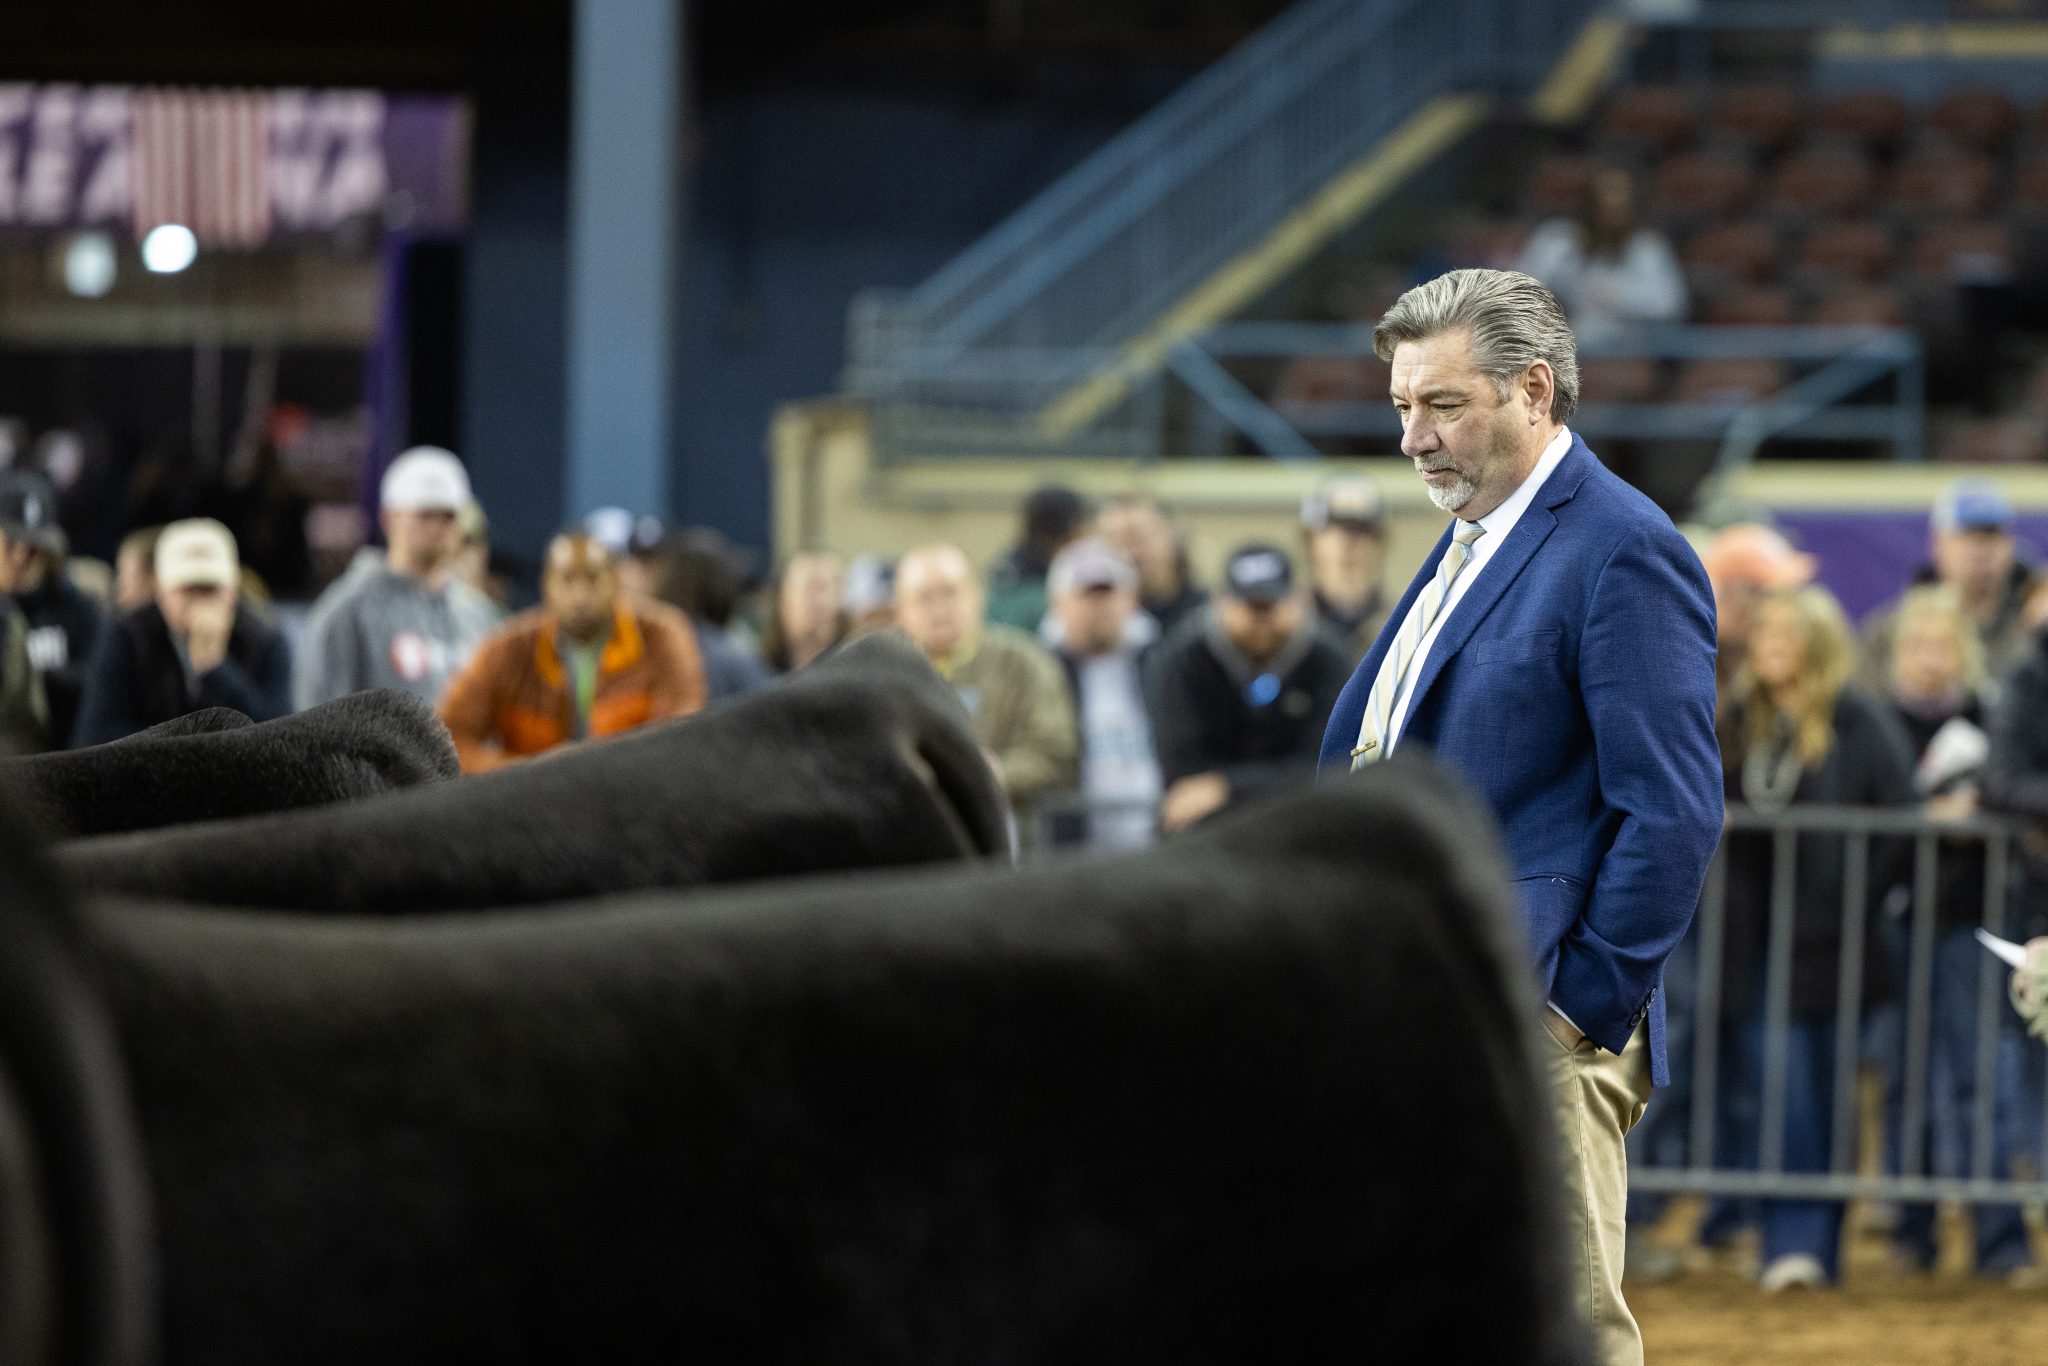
[439, 602, 706, 773]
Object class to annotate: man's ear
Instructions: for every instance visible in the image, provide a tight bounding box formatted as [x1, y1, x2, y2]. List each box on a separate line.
[1522, 361, 1556, 426]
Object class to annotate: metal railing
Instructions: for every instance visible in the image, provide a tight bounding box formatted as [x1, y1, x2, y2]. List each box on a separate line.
[1183, 321, 1926, 465]
[847, 0, 1599, 445]
[1640, 804, 2046, 1207]
[1027, 791, 2048, 1205]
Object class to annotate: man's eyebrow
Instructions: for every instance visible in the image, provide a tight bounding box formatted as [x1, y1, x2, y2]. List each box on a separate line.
[1392, 386, 1471, 404]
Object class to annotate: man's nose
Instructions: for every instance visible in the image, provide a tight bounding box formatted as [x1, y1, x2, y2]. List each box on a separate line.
[1400, 415, 1438, 458]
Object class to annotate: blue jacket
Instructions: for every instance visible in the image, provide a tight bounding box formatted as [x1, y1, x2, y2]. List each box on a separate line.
[1318, 436, 1721, 1085]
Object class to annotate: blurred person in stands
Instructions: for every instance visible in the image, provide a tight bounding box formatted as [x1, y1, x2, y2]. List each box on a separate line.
[1700, 523, 1818, 686]
[1150, 544, 1349, 832]
[1099, 495, 1206, 635]
[761, 551, 847, 674]
[842, 555, 896, 636]
[1860, 479, 2039, 698]
[450, 501, 509, 608]
[986, 485, 1091, 633]
[894, 543, 1077, 829]
[1988, 585, 2048, 1099]
[295, 446, 500, 710]
[1300, 474, 1390, 663]
[647, 528, 770, 702]
[439, 532, 704, 774]
[1717, 584, 1916, 1292]
[0, 469, 104, 749]
[1515, 167, 1686, 343]
[73, 519, 291, 746]
[1043, 537, 1161, 850]
[113, 527, 160, 616]
[0, 597, 46, 755]
[582, 507, 668, 602]
[1879, 586, 2036, 1283]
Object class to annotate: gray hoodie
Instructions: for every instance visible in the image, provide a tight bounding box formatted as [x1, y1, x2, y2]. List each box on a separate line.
[293, 551, 500, 710]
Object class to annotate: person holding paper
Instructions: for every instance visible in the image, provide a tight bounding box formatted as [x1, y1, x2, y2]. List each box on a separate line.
[1881, 586, 2034, 1282]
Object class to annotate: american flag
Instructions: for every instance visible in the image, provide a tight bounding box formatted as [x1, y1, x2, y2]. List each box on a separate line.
[129, 87, 271, 248]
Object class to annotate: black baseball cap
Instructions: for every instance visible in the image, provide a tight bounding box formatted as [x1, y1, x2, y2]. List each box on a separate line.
[1223, 543, 1295, 607]
[0, 469, 61, 553]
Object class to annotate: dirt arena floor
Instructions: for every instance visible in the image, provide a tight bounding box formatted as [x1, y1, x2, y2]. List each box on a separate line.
[1632, 1201, 2048, 1364]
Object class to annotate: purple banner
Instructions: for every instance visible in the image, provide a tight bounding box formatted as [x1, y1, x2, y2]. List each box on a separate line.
[1771, 509, 2048, 624]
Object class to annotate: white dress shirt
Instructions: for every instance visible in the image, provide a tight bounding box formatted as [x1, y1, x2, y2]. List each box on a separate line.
[1383, 425, 1574, 752]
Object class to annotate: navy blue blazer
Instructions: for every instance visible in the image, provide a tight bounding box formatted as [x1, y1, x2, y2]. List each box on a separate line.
[1317, 436, 1721, 1085]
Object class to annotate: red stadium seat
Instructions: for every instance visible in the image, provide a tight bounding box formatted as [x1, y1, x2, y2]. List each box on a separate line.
[1767, 147, 1878, 218]
[1701, 287, 1797, 326]
[1931, 87, 2018, 152]
[1884, 146, 1997, 218]
[1681, 221, 1781, 289]
[1808, 285, 1905, 327]
[1273, 355, 1392, 406]
[1795, 221, 1895, 282]
[1710, 85, 1804, 155]
[1446, 219, 1530, 271]
[1576, 356, 1662, 405]
[1908, 221, 2014, 281]
[1598, 86, 1698, 153]
[1526, 155, 1597, 218]
[1651, 151, 1755, 221]
[2010, 154, 2048, 217]
[1937, 417, 2048, 464]
[1816, 88, 1912, 151]
[1674, 357, 1788, 403]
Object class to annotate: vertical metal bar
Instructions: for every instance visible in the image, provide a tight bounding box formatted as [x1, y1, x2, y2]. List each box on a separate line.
[1901, 832, 1938, 1182]
[1759, 827, 1798, 1176]
[1971, 828, 2009, 1182]
[1897, 343, 1926, 463]
[1829, 833, 1870, 1174]
[1689, 848, 1728, 1174]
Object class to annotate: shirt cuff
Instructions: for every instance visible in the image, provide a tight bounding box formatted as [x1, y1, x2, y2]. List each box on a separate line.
[1547, 1001, 1582, 1033]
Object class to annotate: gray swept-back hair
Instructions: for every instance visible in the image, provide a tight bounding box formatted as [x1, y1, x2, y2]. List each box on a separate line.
[1372, 269, 1580, 425]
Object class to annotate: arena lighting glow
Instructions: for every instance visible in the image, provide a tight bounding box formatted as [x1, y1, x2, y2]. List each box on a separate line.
[61, 233, 117, 298]
[141, 224, 198, 275]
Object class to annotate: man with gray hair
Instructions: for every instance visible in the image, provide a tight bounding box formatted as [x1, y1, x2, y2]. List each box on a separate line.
[1318, 269, 1721, 1363]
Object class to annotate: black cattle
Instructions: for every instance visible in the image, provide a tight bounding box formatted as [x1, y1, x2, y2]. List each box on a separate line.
[0, 801, 155, 1366]
[60, 635, 1008, 910]
[7, 691, 457, 838]
[77, 763, 1585, 1365]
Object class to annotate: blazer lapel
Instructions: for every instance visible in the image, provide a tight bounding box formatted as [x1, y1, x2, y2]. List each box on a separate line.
[1399, 439, 1594, 726]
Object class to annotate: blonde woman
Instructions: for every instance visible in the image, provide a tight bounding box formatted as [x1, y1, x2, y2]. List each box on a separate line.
[1717, 585, 1918, 1290]
[1884, 587, 2035, 1280]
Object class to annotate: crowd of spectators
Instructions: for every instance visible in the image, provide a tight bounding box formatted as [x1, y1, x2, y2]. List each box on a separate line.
[13, 426, 2048, 1298]
[1626, 478, 2048, 1294]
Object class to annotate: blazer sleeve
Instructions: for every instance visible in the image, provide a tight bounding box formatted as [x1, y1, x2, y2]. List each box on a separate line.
[1551, 522, 1725, 1053]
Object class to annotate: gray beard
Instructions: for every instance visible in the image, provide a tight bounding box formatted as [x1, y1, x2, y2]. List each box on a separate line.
[1424, 471, 1477, 513]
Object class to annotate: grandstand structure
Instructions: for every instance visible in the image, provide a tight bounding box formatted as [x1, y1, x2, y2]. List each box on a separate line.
[803, 0, 2048, 569]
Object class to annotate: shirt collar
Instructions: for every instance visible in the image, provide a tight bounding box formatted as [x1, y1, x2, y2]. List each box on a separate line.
[1469, 426, 1573, 540]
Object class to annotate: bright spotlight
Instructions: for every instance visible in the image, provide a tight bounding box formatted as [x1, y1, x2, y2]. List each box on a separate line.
[62, 233, 117, 297]
[141, 224, 198, 274]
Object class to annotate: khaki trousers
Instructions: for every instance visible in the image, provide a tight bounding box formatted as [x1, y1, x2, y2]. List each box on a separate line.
[1547, 1025, 1651, 1366]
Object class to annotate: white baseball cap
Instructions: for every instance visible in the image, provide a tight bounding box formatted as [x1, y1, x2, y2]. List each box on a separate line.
[380, 446, 473, 513]
[155, 519, 239, 590]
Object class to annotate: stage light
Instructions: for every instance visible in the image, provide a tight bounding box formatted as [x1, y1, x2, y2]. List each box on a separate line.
[141, 224, 198, 274]
[62, 233, 117, 297]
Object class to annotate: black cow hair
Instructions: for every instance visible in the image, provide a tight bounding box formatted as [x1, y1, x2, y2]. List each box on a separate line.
[7, 692, 457, 839]
[61, 635, 1008, 910]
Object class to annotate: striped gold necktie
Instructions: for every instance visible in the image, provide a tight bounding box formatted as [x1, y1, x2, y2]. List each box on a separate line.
[1352, 520, 1486, 769]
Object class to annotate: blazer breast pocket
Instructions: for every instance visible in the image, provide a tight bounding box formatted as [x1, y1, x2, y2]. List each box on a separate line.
[1465, 628, 1563, 667]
